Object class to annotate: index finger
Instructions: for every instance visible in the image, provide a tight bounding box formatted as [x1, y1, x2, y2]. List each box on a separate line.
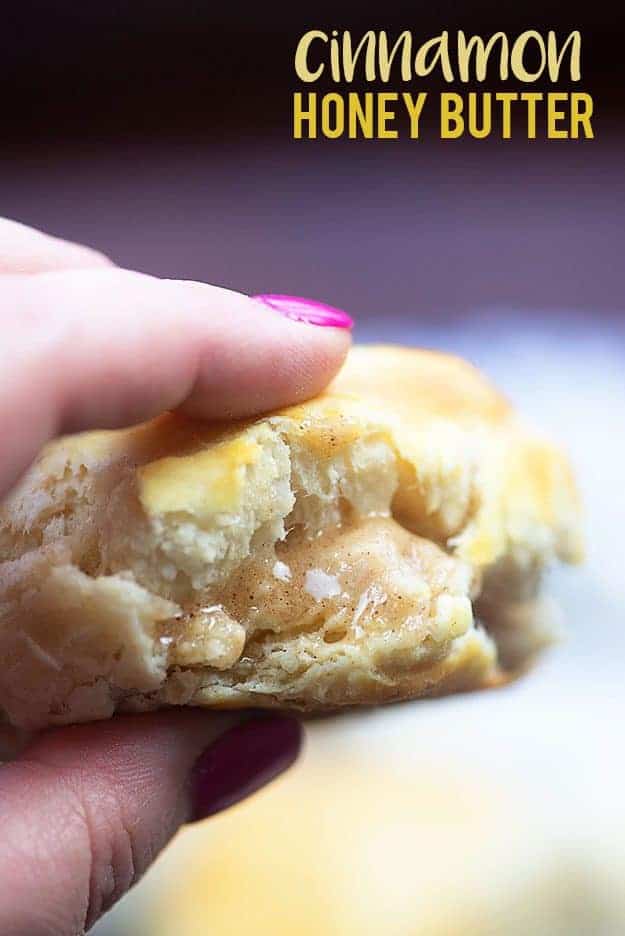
[0, 217, 112, 274]
[0, 268, 352, 496]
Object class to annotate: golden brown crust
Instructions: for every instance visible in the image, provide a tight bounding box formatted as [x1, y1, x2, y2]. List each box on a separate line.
[0, 345, 582, 728]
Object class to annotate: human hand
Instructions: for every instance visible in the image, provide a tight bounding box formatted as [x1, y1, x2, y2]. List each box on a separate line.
[0, 218, 352, 935]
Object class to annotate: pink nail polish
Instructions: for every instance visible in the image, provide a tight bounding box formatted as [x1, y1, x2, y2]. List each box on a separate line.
[190, 716, 302, 821]
[251, 294, 353, 329]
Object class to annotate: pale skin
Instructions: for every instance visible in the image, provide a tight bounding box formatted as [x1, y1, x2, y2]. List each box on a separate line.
[0, 218, 351, 935]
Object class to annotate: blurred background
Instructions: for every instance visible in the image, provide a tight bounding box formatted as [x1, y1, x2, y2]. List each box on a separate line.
[2, 2, 624, 933]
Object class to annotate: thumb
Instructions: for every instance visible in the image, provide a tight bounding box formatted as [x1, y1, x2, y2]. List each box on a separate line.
[0, 711, 301, 935]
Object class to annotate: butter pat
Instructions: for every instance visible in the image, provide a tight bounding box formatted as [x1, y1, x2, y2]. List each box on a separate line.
[138, 437, 262, 517]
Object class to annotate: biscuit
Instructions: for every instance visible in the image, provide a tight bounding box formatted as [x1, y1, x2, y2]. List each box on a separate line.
[145, 757, 620, 936]
[0, 346, 582, 729]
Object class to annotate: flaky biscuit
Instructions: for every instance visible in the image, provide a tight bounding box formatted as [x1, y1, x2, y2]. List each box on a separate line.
[0, 345, 582, 729]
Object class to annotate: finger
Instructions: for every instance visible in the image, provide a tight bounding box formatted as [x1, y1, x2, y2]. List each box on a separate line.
[0, 269, 352, 495]
[0, 711, 301, 935]
[0, 217, 112, 274]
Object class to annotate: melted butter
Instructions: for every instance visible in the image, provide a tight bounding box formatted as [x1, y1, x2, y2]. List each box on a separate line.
[138, 437, 261, 517]
[166, 605, 245, 670]
[161, 515, 476, 671]
[209, 515, 475, 647]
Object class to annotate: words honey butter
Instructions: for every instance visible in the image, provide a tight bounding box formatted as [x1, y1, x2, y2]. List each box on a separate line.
[292, 30, 594, 141]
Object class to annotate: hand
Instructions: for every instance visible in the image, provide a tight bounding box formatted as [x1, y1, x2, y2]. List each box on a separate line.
[0, 218, 352, 935]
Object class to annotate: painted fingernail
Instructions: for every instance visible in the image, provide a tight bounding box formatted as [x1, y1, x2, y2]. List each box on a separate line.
[251, 294, 353, 329]
[190, 715, 302, 821]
